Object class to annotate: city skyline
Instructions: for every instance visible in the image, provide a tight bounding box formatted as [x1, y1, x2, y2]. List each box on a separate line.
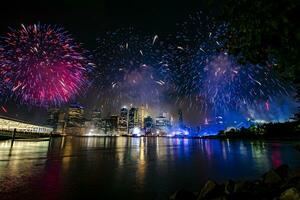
[47, 103, 176, 136]
[44, 102, 257, 138]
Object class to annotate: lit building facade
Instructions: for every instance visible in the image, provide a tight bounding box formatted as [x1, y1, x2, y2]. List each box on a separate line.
[129, 107, 139, 130]
[101, 115, 119, 135]
[56, 112, 66, 134]
[91, 108, 102, 129]
[119, 107, 128, 134]
[66, 103, 85, 135]
[155, 114, 171, 135]
[47, 108, 60, 131]
[140, 105, 146, 128]
[144, 116, 154, 134]
[47, 108, 67, 134]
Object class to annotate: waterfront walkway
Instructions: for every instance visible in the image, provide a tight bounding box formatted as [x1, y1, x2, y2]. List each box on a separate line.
[0, 115, 53, 139]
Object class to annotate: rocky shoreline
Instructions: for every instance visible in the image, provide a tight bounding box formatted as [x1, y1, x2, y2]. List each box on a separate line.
[170, 164, 300, 200]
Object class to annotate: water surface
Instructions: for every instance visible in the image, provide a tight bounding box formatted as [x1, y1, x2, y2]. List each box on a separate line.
[0, 137, 300, 199]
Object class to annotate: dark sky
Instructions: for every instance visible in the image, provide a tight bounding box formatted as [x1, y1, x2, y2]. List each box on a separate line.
[0, 0, 218, 124]
[0, 0, 205, 49]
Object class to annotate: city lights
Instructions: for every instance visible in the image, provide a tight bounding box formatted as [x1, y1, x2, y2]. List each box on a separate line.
[132, 127, 141, 137]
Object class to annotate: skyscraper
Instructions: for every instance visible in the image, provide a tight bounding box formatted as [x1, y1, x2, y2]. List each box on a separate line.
[140, 105, 146, 128]
[101, 115, 119, 135]
[66, 103, 85, 135]
[144, 116, 154, 134]
[109, 115, 119, 131]
[68, 103, 84, 125]
[119, 107, 128, 134]
[47, 108, 60, 130]
[91, 108, 102, 129]
[155, 114, 171, 135]
[47, 108, 66, 134]
[56, 112, 66, 134]
[129, 107, 139, 130]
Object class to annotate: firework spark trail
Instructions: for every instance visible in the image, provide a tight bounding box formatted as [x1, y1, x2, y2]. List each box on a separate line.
[93, 28, 169, 109]
[90, 12, 296, 122]
[0, 13, 295, 124]
[161, 11, 297, 121]
[201, 53, 295, 115]
[0, 24, 90, 107]
[159, 12, 228, 112]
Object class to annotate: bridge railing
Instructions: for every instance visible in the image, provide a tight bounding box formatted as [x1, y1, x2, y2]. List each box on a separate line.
[0, 129, 51, 139]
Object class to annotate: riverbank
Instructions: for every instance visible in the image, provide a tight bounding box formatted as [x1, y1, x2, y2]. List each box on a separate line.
[170, 164, 300, 200]
[208, 121, 300, 140]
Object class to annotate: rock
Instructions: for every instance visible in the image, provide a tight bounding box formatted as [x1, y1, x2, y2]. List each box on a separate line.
[232, 180, 268, 199]
[280, 187, 300, 200]
[251, 180, 273, 198]
[263, 169, 282, 185]
[224, 180, 235, 195]
[198, 180, 222, 199]
[282, 177, 300, 191]
[169, 188, 196, 200]
[233, 181, 253, 193]
[275, 165, 291, 180]
[211, 196, 227, 200]
[170, 166, 300, 200]
[233, 181, 244, 193]
[290, 168, 300, 179]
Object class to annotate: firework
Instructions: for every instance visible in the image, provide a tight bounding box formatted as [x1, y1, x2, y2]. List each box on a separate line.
[163, 12, 297, 122]
[0, 24, 90, 106]
[160, 12, 227, 112]
[201, 53, 295, 115]
[93, 28, 168, 109]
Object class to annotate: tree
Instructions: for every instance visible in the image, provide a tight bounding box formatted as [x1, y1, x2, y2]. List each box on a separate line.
[207, 0, 299, 84]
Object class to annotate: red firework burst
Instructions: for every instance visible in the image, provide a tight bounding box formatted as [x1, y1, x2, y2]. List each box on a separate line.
[0, 24, 89, 106]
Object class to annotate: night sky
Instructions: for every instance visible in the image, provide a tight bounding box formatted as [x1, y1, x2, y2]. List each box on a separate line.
[1, 0, 296, 125]
[0, 0, 205, 48]
[0, 0, 211, 124]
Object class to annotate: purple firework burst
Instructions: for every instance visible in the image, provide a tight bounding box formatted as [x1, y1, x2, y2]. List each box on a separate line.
[0, 24, 90, 107]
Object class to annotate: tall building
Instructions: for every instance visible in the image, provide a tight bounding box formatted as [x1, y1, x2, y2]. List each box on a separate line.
[140, 105, 146, 128]
[47, 108, 60, 131]
[91, 108, 102, 129]
[68, 103, 84, 125]
[144, 116, 154, 134]
[155, 114, 171, 135]
[129, 107, 139, 130]
[119, 107, 128, 134]
[66, 103, 85, 135]
[109, 115, 119, 131]
[102, 115, 119, 135]
[47, 108, 66, 134]
[56, 112, 66, 134]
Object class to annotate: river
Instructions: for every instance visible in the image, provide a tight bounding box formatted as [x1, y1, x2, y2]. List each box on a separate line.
[0, 137, 300, 199]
